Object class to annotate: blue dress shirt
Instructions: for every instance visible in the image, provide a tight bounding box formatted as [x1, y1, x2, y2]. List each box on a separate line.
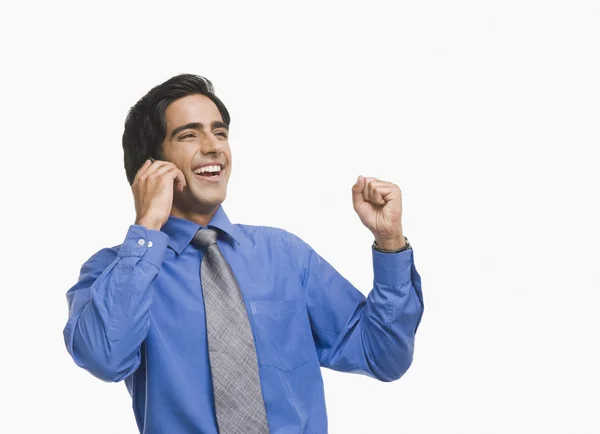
[63, 205, 424, 433]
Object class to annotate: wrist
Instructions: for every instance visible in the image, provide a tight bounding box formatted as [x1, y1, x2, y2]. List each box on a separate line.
[135, 215, 162, 231]
[374, 234, 406, 251]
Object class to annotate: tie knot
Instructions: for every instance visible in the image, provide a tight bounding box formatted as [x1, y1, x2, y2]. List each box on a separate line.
[192, 228, 219, 250]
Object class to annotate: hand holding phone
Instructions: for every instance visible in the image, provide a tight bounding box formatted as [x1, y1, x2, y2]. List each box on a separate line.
[131, 158, 186, 230]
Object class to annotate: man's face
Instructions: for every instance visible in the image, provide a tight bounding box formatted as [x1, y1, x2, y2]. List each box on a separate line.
[162, 94, 232, 216]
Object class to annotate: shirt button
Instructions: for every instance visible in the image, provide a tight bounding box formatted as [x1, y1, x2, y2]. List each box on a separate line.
[148, 241, 153, 248]
[138, 238, 146, 246]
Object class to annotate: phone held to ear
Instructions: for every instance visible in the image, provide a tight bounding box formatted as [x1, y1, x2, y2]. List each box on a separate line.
[149, 157, 186, 192]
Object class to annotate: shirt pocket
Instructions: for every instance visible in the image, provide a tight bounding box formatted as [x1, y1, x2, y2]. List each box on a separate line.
[250, 299, 311, 372]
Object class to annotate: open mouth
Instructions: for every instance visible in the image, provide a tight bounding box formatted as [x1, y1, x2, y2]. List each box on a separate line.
[192, 164, 223, 181]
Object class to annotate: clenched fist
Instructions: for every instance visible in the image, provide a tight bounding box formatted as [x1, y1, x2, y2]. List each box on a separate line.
[352, 175, 406, 250]
[133, 159, 186, 230]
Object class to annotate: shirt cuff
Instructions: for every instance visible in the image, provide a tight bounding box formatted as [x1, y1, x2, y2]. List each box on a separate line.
[372, 246, 414, 287]
[117, 224, 170, 268]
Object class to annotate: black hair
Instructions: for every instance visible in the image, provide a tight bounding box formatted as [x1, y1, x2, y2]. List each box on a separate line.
[122, 73, 230, 185]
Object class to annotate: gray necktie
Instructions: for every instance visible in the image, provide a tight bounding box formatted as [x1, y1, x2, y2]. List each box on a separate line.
[192, 228, 270, 434]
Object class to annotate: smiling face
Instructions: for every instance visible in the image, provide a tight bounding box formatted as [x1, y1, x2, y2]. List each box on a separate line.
[161, 93, 232, 222]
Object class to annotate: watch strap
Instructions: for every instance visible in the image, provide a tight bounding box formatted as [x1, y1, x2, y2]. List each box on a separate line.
[372, 236, 411, 253]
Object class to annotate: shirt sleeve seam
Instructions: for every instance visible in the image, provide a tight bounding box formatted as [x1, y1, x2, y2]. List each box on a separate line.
[386, 282, 414, 324]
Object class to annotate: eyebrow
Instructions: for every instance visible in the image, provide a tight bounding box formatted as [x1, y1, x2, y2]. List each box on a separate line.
[169, 121, 229, 139]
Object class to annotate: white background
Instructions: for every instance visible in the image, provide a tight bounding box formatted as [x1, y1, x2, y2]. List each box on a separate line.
[1, 1, 599, 433]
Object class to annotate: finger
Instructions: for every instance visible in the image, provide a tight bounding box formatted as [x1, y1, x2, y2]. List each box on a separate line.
[369, 179, 392, 191]
[372, 184, 400, 205]
[372, 187, 385, 205]
[143, 159, 173, 177]
[157, 166, 187, 191]
[145, 162, 186, 190]
[367, 181, 397, 205]
[171, 167, 187, 191]
[147, 162, 177, 179]
[362, 177, 379, 203]
[133, 159, 154, 183]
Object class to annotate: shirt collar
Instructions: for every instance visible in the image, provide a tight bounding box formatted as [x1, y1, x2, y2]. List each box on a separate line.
[160, 205, 244, 255]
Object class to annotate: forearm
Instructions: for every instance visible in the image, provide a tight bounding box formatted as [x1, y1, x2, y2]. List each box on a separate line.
[63, 225, 169, 382]
[360, 247, 424, 381]
[310, 246, 423, 382]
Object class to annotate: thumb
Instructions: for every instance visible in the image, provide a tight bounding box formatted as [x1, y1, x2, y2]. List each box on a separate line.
[352, 175, 365, 207]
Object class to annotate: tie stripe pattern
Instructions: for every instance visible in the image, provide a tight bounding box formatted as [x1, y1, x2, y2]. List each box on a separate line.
[192, 228, 270, 434]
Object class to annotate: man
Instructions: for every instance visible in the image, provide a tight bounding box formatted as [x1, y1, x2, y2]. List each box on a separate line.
[63, 74, 424, 434]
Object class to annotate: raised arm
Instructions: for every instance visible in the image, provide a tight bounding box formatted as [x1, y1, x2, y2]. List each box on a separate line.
[288, 231, 424, 381]
[293, 175, 424, 381]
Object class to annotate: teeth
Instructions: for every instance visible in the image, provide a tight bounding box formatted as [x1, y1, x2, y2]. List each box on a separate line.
[194, 165, 221, 174]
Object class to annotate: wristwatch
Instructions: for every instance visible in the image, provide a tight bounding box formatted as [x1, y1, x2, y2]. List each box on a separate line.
[372, 236, 411, 253]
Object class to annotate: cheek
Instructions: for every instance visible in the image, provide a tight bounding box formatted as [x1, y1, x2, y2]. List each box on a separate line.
[167, 145, 196, 167]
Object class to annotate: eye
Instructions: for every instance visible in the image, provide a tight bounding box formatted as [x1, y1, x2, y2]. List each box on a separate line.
[215, 131, 228, 138]
[180, 133, 195, 140]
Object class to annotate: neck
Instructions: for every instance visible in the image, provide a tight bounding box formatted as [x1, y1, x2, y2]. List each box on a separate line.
[170, 204, 220, 227]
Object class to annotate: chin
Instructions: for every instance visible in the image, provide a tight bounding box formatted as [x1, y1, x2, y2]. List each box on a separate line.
[196, 194, 226, 208]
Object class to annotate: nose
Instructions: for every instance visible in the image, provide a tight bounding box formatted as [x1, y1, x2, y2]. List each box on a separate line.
[200, 132, 224, 155]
